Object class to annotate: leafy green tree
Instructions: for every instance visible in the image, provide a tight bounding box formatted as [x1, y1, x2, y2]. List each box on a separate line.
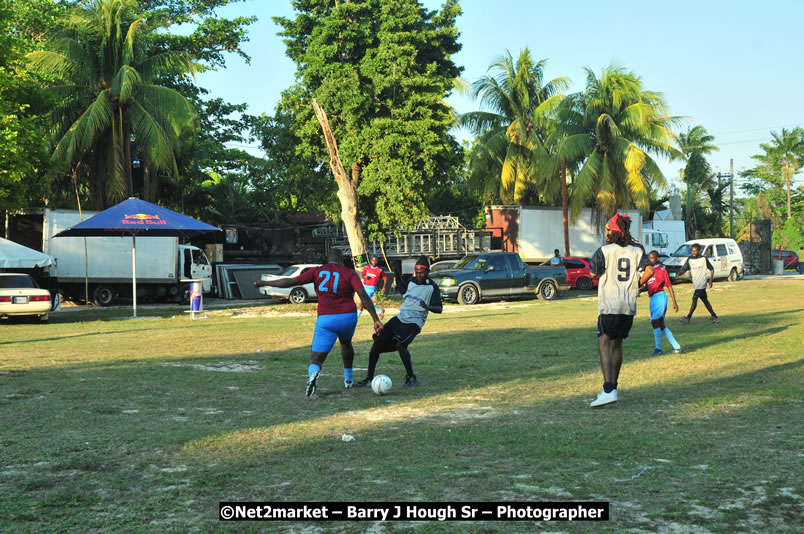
[741, 127, 804, 248]
[553, 64, 683, 220]
[425, 139, 482, 227]
[250, 109, 338, 224]
[26, 0, 197, 208]
[0, 2, 53, 210]
[275, 0, 462, 262]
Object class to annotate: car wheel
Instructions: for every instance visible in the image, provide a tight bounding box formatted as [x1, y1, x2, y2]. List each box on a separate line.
[289, 287, 307, 304]
[576, 277, 594, 291]
[93, 285, 115, 307]
[539, 280, 558, 301]
[728, 268, 738, 282]
[457, 284, 479, 305]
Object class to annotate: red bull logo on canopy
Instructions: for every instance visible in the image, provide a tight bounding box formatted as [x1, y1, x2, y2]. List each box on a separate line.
[122, 213, 167, 225]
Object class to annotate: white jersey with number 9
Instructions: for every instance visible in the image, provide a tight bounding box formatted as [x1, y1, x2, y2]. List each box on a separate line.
[591, 243, 648, 315]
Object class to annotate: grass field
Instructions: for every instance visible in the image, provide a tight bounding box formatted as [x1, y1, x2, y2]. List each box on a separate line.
[1, 277, 802, 533]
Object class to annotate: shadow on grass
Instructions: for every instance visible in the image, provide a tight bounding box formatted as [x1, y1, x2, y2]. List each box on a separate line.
[0, 318, 241, 346]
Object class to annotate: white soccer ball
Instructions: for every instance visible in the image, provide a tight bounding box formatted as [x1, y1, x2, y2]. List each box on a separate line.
[371, 374, 392, 395]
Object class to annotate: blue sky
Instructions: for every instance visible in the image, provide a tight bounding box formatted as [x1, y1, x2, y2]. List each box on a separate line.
[194, 0, 804, 195]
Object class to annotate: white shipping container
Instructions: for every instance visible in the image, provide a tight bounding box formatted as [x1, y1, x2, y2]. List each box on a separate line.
[515, 207, 643, 260]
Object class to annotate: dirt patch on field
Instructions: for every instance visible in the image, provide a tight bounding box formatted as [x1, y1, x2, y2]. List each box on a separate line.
[162, 361, 263, 373]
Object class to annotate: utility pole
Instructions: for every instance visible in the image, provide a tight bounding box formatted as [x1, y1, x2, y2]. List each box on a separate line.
[729, 158, 735, 239]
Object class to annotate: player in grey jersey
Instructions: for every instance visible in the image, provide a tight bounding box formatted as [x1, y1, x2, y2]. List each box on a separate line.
[678, 243, 719, 324]
[354, 255, 442, 388]
[589, 214, 653, 407]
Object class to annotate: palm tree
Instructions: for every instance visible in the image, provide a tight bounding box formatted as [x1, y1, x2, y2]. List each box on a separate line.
[762, 128, 803, 219]
[460, 48, 569, 205]
[552, 64, 683, 220]
[677, 125, 719, 237]
[26, 0, 197, 208]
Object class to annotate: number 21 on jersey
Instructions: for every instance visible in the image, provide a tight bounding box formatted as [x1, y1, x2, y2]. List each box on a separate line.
[317, 270, 340, 292]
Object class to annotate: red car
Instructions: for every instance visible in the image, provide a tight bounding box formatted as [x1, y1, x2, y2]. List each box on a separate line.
[541, 256, 598, 290]
[772, 249, 799, 270]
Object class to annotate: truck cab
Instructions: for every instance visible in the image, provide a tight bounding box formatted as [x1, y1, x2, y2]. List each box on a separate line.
[180, 245, 212, 292]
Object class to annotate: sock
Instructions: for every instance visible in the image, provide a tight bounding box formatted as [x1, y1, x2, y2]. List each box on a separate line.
[653, 328, 662, 350]
[662, 328, 681, 350]
[399, 350, 415, 377]
[344, 368, 353, 382]
[366, 350, 380, 378]
[356, 310, 362, 319]
[308, 363, 321, 379]
[603, 381, 616, 393]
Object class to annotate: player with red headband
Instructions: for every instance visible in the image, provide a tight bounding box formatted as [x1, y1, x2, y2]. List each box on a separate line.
[354, 255, 442, 388]
[588, 213, 653, 407]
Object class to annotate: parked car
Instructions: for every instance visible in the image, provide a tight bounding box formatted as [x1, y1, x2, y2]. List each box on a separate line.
[430, 252, 569, 304]
[258, 264, 320, 303]
[0, 273, 52, 323]
[430, 260, 459, 273]
[540, 256, 598, 290]
[664, 238, 744, 282]
[771, 249, 799, 270]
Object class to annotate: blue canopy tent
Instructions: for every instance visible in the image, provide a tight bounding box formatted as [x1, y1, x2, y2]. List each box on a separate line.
[54, 198, 220, 317]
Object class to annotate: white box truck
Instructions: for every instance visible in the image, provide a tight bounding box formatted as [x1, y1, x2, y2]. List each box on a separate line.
[486, 206, 643, 261]
[5, 209, 212, 306]
[642, 219, 686, 258]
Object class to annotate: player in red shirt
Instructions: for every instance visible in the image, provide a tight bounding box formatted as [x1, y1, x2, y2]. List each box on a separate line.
[255, 249, 383, 397]
[644, 250, 682, 355]
[357, 255, 386, 320]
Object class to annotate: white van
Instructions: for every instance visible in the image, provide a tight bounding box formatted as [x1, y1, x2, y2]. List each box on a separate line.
[663, 238, 744, 282]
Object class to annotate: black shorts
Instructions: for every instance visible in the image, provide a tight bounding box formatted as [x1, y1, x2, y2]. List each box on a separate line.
[372, 316, 421, 352]
[693, 288, 708, 299]
[598, 314, 634, 340]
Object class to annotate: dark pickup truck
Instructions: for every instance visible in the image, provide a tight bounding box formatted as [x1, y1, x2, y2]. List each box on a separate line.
[429, 252, 570, 304]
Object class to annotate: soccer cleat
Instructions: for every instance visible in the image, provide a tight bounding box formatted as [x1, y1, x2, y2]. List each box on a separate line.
[679, 316, 690, 324]
[306, 371, 320, 398]
[344, 379, 353, 389]
[353, 377, 372, 388]
[673, 348, 683, 354]
[710, 316, 720, 324]
[590, 389, 618, 407]
[651, 349, 663, 356]
[404, 374, 419, 387]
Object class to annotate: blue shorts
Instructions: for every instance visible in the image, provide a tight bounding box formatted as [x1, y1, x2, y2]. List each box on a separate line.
[649, 292, 668, 321]
[311, 313, 358, 353]
[363, 284, 377, 298]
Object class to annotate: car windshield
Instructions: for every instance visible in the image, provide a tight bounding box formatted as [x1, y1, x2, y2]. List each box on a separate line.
[279, 266, 300, 276]
[452, 255, 487, 270]
[671, 245, 695, 257]
[0, 275, 37, 289]
[430, 262, 456, 272]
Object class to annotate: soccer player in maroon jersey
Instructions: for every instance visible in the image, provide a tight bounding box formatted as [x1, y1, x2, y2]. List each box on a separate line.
[255, 249, 383, 397]
[357, 255, 386, 320]
[644, 250, 682, 355]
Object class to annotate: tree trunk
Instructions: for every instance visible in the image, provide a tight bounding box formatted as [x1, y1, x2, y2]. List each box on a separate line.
[123, 118, 133, 198]
[560, 159, 570, 256]
[311, 98, 368, 266]
[786, 178, 791, 220]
